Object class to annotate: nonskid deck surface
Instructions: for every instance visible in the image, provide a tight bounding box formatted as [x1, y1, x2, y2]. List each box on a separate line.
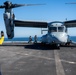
[0, 42, 76, 75]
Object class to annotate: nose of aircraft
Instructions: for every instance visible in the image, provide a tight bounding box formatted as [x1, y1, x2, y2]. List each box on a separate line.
[52, 33, 68, 43]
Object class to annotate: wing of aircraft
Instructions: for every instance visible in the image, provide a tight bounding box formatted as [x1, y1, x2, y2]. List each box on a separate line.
[14, 20, 76, 28]
[64, 20, 76, 27]
[14, 20, 48, 28]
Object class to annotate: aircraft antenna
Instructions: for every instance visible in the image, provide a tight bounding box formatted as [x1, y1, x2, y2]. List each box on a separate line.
[66, 18, 67, 21]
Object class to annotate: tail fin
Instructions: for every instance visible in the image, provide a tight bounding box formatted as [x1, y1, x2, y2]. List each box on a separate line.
[0, 31, 4, 45]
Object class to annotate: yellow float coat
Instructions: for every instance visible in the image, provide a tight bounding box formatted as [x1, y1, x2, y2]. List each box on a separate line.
[0, 36, 4, 45]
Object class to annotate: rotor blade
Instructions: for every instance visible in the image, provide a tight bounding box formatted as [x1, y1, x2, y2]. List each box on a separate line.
[11, 4, 45, 8]
[65, 2, 76, 4]
[23, 4, 45, 6]
[0, 5, 5, 8]
[11, 4, 25, 8]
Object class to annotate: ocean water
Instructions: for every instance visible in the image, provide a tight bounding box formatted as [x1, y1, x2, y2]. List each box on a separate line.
[4, 37, 41, 42]
[69, 36, 76, 42]
[4, 36, 76, 42]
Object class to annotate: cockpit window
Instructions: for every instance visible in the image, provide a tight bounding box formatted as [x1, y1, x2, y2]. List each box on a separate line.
[49, 27, 57, 32]
[58, 27, 64, 32]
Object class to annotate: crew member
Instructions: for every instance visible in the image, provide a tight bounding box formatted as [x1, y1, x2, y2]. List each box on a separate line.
[28, 36, 32, 43]
[0, 31, 4, 45]
[34, 35, 37, 43]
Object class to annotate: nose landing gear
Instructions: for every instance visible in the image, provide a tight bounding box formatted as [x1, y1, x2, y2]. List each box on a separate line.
[51, 43, 60, 49]
[56, 44, 60, 49]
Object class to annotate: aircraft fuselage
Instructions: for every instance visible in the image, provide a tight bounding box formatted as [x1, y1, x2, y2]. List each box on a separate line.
[41, 22, 68, 45]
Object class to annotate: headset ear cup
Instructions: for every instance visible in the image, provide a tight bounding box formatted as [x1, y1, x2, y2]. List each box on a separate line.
[1, 31, 4, 37]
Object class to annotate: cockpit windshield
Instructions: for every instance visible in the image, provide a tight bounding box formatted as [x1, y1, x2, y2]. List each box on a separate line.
[49, 27, 57, 32]
[49, 26, 65, 32]
[58, 27, 64, 32]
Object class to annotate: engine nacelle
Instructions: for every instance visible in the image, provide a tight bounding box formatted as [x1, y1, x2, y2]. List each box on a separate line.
[3, 12, 14, 39]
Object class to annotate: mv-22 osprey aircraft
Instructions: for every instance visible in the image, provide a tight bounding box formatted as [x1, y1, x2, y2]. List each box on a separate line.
[0, 1, 76, 48]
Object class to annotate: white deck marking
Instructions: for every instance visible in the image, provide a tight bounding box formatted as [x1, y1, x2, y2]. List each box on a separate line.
[54, 50, 65, 75]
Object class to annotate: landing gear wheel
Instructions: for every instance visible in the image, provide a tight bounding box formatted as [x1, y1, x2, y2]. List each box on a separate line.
[65, 42, 71, 46]
[56, 44, 60, 49]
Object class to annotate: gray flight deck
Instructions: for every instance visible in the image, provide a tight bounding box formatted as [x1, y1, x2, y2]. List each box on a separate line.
[0, 42, 76, 75]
